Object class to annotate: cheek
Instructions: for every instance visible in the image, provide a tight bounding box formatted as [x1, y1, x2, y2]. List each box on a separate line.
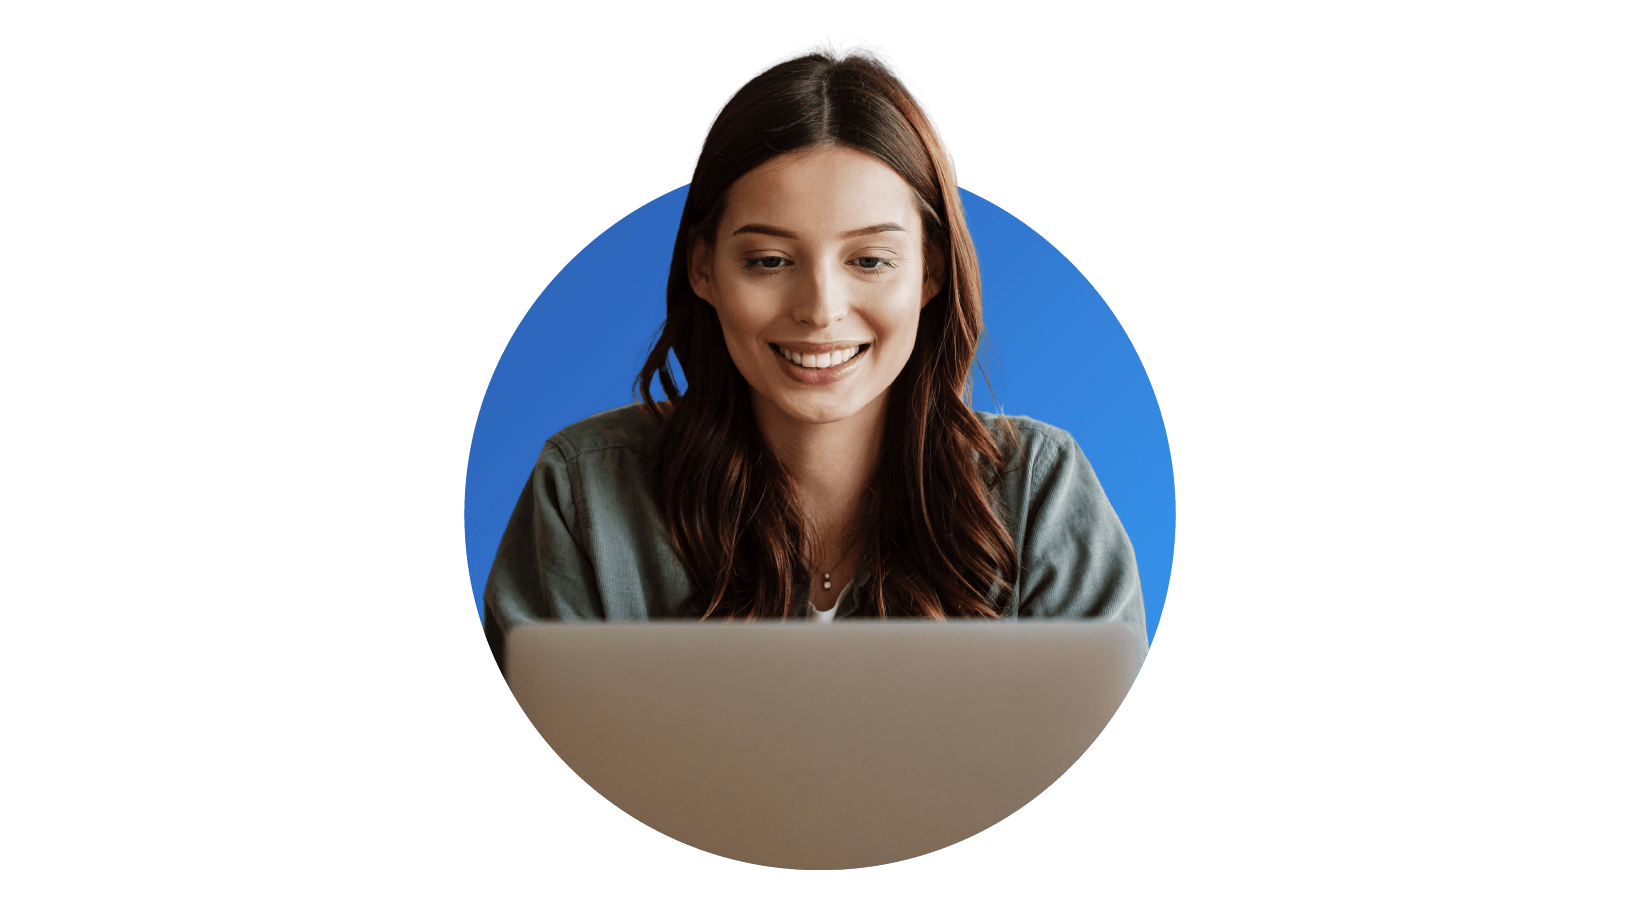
[712, 291, 773, 379]
[710, 283, 749, 336]
[885, 303, 924, 347]
[885, 292, 928, 375]
[713, 279, 773, 336]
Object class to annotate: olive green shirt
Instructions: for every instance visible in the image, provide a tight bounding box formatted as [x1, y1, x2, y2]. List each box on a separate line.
[483, 405, 1148, 669]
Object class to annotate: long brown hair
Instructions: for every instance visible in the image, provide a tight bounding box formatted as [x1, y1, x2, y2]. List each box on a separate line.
[636, 50, 1018, 620]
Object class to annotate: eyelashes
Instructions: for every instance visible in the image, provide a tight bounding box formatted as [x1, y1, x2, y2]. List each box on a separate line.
[742, 255, 898, 274]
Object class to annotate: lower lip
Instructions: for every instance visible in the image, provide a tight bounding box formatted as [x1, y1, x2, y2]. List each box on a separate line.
[771, 345, 869, 386]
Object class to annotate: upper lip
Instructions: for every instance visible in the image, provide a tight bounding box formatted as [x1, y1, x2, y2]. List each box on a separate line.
[770, 340, 869, 354]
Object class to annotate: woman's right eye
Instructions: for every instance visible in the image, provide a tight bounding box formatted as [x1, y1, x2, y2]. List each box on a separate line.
[746, 256, 791, 271]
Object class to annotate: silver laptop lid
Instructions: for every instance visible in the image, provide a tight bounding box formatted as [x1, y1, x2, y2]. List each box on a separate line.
[505, 621, 1141, 869]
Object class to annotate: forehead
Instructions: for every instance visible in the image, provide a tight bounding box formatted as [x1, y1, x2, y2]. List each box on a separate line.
[719, 146, 922, 239]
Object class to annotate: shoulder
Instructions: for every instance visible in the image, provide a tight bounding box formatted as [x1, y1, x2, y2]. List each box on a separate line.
[542, 403, 661, 465]
[975, 411, 1082, 466]
[974, 411, 1106, 520]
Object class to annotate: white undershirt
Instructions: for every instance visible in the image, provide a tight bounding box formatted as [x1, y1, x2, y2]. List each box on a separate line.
[807, 581, 853, 622]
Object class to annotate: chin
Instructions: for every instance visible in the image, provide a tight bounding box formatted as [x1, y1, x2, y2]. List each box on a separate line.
[775, 399, 861, 426]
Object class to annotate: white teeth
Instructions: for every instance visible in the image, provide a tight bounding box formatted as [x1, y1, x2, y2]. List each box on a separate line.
[776, 345, 865, 367]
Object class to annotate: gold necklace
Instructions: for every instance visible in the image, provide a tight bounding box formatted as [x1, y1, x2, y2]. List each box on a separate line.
[815, 529, 863, 592]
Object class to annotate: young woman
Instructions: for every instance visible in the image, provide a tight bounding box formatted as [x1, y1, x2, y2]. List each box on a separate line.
[484, 51, 1146, 668]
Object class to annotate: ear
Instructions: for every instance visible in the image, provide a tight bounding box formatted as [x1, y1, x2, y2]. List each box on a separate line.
[689, 234, 716, 305]
[921, 242, 946, 308]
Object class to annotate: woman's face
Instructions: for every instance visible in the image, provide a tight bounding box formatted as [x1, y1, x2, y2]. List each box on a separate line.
[690, 145, 942, 432]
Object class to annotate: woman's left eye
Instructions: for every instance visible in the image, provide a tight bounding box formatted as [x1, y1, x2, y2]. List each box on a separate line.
[851, 257, 895, 271]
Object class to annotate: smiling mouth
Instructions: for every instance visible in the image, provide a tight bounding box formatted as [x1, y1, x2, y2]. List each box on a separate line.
[770, 343, 870, 370]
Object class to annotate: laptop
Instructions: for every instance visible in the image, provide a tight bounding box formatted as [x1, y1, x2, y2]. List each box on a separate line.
[504, 621, 1141, 869]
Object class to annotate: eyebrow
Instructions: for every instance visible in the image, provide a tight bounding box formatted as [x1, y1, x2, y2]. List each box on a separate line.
[729, 222, 908, 239]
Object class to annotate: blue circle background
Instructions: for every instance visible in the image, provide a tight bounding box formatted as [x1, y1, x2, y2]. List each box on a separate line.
[465, 187, 1175, 642]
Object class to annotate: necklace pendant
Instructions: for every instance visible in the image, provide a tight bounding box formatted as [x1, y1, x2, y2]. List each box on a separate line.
[823, 573, 832, 590]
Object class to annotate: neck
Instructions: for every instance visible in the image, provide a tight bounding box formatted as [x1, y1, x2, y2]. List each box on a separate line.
[753, 390, 887, 543]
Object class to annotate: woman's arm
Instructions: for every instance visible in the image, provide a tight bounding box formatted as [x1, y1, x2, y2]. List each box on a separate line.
[1012, 424, 1149, 664]
[482, 440, 607, 673]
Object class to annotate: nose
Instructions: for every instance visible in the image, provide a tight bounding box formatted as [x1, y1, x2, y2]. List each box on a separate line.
[789, 263, 848, 329]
